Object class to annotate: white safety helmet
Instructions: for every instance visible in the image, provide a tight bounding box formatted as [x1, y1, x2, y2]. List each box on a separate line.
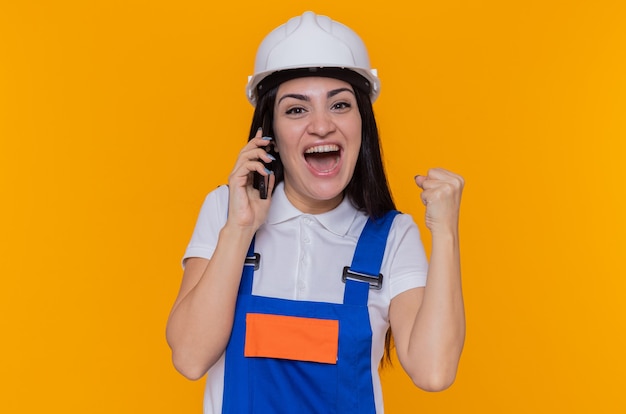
[246, 11, 380, 106]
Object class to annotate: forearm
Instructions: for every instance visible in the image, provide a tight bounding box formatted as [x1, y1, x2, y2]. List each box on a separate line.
[405, 229, 465, 390]
[166, 224, 256, 380]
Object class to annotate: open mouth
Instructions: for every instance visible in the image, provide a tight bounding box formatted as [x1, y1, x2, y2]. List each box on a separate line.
[304, 144, 341, 173]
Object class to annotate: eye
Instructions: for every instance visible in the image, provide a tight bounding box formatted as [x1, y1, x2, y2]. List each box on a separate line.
[331, 101, 352, 111]
[285, 106, 306, 115]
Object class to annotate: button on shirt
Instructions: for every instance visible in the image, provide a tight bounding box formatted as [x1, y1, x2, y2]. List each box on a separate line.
[183, 182, 428, 414]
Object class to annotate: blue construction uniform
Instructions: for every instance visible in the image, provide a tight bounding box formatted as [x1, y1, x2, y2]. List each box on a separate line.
[221, 211, 399, 413]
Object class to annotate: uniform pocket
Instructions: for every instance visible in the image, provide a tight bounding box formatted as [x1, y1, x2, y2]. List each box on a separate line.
[244, 313, 338, 364]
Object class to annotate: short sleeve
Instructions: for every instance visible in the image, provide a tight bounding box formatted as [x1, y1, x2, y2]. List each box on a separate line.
[182, 185, 229, 267]
[386, 213, 429, 299]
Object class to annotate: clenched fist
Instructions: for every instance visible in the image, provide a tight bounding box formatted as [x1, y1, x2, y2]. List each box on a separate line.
[414, 168, 464, 233]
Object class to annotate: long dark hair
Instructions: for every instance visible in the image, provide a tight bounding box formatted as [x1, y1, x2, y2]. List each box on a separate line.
[247, 79, 396, 366]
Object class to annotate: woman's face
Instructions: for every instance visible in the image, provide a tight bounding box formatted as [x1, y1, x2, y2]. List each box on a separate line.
[273, 76, 362, 214]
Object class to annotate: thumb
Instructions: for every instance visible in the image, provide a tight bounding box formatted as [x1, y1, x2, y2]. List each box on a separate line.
[414, 174, 426, 189]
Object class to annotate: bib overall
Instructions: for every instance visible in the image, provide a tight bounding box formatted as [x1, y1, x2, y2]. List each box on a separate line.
[222, 211, 398, 413]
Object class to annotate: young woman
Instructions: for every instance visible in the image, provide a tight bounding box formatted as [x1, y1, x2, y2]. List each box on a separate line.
[167, 11, 465, 413]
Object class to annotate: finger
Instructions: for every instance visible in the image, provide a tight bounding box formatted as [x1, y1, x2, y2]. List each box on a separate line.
[240, 146, 274, 164]
[230, 159, 270, 188]
[234, 144, 274, 178]
[248, 134, 273, 150]
[261, 151, 276, 164]
[264, 171, 277, 200]
[415, 169, 444, 187]
[417, 169, 462, 190]
[415, 174, 441, 191]
[239, 134, 272, 160]
[427, 168, 465, 188]
[414, 174, 426, 188]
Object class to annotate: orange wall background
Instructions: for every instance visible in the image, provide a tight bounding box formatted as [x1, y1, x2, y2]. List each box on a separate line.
[1, 1, 625, 412]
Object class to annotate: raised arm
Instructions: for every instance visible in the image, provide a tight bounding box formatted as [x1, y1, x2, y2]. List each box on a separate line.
[165, 130, 275, 380]
[389, 168, 465, 391]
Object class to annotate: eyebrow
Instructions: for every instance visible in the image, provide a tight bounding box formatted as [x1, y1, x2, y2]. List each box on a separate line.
[277, 88, 355, 105]
[328, 88, 355, 98]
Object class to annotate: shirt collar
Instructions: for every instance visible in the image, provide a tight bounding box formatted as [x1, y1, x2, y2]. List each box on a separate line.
[266, 182, 359, 236]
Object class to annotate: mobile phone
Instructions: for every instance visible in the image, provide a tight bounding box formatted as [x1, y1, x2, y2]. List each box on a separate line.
[253, 167, 268, 199]
[252, 121, 273, 199]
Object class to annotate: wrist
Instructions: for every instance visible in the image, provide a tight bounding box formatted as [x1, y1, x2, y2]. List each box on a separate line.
[429, 225, 459, 244]
[220, 221, 257, 245]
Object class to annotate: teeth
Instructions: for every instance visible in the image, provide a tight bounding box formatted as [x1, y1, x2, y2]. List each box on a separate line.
[305, 144, 340, 154]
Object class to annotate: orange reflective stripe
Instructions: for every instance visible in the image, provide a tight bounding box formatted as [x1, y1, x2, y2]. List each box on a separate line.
[244, 313, 339, 364]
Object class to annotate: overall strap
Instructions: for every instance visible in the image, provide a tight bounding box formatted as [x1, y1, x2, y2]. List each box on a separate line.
[343, 210, 400, 306]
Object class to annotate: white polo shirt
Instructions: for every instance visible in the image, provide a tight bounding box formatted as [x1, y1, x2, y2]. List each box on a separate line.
[183, 182, 428, 414]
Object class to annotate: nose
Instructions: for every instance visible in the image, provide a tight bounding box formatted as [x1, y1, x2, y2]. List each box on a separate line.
[306, 110, 336, 137]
